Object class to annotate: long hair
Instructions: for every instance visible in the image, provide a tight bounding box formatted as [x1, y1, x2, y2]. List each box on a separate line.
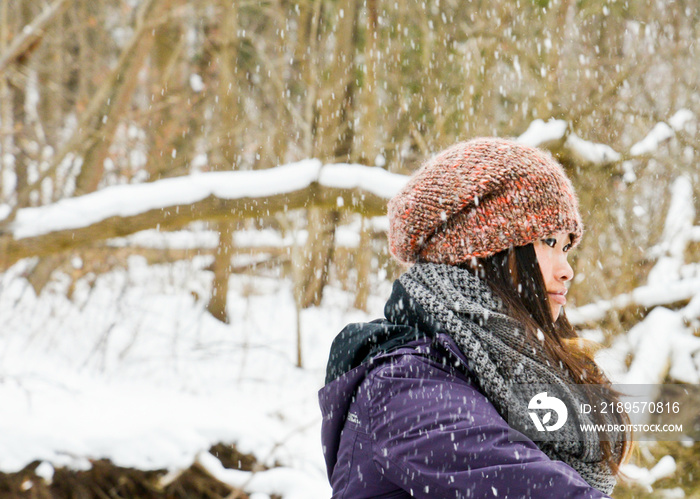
[464, 244, 631, 474]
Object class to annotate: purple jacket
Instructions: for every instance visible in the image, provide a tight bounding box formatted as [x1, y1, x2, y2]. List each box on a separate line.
[318, 281, 611, 498]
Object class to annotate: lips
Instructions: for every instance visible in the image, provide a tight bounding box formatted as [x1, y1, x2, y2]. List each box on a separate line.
[548, 291, 567, 306]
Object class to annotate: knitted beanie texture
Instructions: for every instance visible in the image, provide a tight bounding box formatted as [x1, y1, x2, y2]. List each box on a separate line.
[388, 137, 583, 265]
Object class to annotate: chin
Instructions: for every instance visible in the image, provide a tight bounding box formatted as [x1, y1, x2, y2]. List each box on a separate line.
[551, 306, 562, 322]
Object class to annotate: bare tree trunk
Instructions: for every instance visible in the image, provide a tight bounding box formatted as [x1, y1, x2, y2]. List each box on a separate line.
[288, 0, 322, 363]
[145, 10, 191, 182]
[37, 3, 65, 158]
[0, 0, 10, 198]
[2, 1, 33, 210]
[296, 0, 322, 159]
[9, 78, 28, 208]
[295, 0, 359, 309]
[353, 0, 379, 311]
[3, 1, 59, 294]
[314, 0, 358, 162]
[353, 217, 371, 310]
[207, 224, 235, 323]
[297, 206, 340, 309]
[74, 0, 91, 109]
[360, 0, 379, 161]
[292, 0, 319, 312]
[212, 0, 239, 169]
[74, 0, 173, 195]
[205, 0, 240, 323]
[297, 208, 339, 308]
[295, 289, 303, 368]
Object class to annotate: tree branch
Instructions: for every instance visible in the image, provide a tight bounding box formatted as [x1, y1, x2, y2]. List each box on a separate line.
[0, 0, 72, 74]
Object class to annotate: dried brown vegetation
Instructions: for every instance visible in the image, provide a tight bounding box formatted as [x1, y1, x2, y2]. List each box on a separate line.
[0, 444, 273, 499]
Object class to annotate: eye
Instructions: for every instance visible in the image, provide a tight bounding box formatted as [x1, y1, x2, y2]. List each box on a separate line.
[563, 242, 572, 252]
[542, 238, 557, 248]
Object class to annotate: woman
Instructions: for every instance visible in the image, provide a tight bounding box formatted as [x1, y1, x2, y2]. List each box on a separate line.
[319, 138, 630, 498]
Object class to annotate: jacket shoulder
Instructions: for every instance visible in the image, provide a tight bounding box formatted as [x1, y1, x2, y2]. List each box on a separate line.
[324, 319, 430, 385]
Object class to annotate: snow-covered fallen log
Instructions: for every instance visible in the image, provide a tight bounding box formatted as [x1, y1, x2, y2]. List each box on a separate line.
[0, 161, 407, 270]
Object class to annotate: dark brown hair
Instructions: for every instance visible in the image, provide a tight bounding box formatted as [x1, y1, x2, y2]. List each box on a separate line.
[465, 243, 631, 474]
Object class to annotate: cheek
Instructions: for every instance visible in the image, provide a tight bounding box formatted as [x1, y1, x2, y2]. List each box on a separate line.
[534, 246, 553, 282]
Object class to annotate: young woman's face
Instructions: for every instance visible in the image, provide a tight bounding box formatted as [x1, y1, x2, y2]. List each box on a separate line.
[533, 232, 574, 321]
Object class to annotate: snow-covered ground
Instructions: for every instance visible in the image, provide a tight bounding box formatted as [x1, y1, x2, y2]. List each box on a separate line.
[0, 253, 393, 498]
[1, 219, 699, 496]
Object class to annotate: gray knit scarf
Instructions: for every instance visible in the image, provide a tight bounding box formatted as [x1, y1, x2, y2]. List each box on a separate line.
[400, 263, 619, 495]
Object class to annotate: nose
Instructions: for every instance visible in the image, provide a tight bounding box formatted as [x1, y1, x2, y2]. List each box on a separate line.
[556, 255, 574, 283]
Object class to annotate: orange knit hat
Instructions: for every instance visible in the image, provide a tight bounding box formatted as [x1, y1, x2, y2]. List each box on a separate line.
[388, 137, 583, 265]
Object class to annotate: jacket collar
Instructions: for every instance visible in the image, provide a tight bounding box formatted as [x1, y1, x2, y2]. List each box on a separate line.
[384, 279, 449, 336]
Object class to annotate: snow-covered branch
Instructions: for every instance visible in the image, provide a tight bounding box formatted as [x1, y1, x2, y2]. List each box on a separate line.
[517, 119, 620, 165]
[0, 161, 407, 269]
[517, 109, 696, 166]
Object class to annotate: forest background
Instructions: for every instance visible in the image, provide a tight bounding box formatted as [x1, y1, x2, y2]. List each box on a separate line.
[1, 0, 700, 497]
